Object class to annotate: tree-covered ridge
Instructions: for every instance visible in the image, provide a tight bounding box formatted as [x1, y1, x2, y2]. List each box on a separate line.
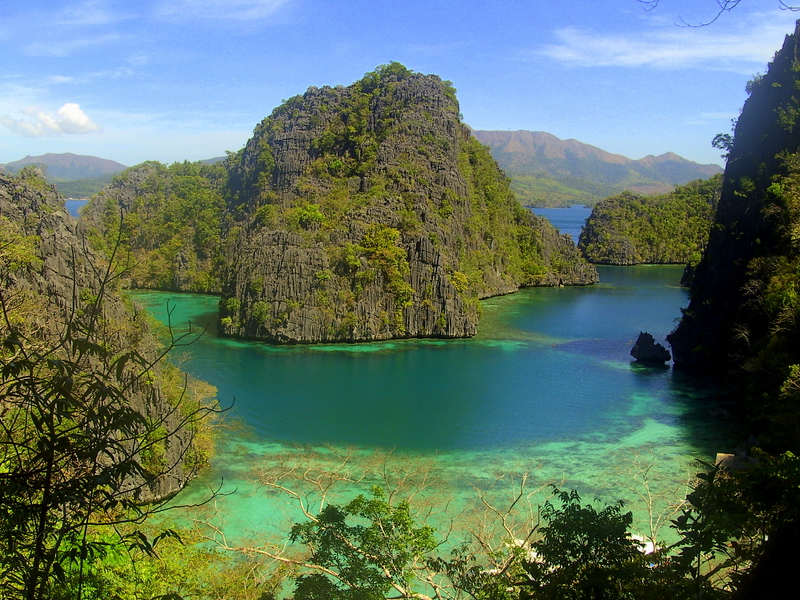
[84, 160, 228, 293]
[221, 63, 596, 343]
[578, 175, 721, 265]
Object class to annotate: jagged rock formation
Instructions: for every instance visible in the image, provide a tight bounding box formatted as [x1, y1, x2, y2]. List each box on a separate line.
[220, 64, 598, 343]
[668, 22, 800, 372]
[578, 176, 721, 265]
[0, 169, 209, 501]
[630, 332, 671, 364]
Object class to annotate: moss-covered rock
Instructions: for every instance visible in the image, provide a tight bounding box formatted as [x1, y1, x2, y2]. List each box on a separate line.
[578, 176, 721, 266]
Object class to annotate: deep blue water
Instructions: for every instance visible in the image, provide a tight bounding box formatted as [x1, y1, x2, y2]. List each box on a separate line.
[532, 205, 593, 243]
[135, 267, 693, 452]
[65, 199, 88, 217]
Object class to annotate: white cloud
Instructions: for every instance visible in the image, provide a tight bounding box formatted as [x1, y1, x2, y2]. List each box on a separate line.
[157, 0, 291, 20]
[536, 14, 798, 72]
[0, 104, 101, 137]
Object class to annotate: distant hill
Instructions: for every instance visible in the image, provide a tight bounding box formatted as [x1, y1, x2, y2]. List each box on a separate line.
[0, 153, 128, 198]
[472, 130, 723, 207]
[1, 153, 127, 180]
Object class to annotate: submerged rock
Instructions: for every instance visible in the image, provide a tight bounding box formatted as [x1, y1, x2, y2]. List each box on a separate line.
[630, 331, 671, 364]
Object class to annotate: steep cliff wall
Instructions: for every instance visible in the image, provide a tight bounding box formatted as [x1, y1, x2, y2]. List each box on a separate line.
[221, 64, 597, 343]
[0, 169, 209, 501]
[668, 22, 800, 372]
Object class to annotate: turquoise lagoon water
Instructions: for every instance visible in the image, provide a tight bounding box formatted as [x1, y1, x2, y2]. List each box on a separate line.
[134, 264, 736, 545]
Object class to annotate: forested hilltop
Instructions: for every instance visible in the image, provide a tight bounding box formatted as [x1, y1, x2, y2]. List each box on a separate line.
[86, 63, 598, 344]
[84, 160, 228, 292]
[578, 175, 721, 266]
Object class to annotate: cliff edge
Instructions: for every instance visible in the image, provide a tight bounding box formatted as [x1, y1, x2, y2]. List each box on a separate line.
[668, 22, 800, 371]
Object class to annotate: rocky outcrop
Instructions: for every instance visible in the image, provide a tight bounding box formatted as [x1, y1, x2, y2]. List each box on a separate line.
[668, 22, 800, 370]
[0, 169, 204, 502]
[221, 64, 597, 343]
[630, 332, 671, 364]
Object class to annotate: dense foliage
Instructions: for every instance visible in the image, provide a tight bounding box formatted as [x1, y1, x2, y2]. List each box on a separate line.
[720, 151, 800, 451]
[53, 175, 117, 199]
[0, 169, 220, 599]
[578, 175, 721, 265]
[84, 160, 228, 293]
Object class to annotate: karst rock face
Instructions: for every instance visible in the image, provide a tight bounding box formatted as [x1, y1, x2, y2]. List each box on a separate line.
[220, 64, 597, 343]
[668, 23, 800, 370]
[0, 170, 198, 502]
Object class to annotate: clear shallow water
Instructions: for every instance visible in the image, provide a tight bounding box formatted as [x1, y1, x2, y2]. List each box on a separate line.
[134, 264, 737, 545]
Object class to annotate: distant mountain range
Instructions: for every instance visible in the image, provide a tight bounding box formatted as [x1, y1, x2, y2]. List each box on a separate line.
[0, 153, 128, 198]
[472, 130, 723, 207]
[0, 137, 722, 205]
[0, 153, 127, 180]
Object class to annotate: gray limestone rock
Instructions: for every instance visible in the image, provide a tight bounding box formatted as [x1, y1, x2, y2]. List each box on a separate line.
[221, 66, 598, 343]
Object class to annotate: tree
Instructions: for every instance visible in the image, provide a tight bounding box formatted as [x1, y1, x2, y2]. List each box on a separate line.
[0, 171, 223, 600]
[520, 488, 650, 600]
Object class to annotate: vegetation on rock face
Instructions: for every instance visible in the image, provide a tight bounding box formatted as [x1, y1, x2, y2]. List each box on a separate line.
[83, 160, 228, 293]
[662, 23, 800, 595]
[578, 174, 721, 266]
[221, 63, 597, 343]
[0, 170, 220, 599]
[667, 21, 800, 454]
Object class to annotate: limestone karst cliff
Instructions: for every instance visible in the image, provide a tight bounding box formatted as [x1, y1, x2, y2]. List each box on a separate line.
[668, 22, 800, 373]
[220, 63, 598, 343]
[0, 168, 213, 502]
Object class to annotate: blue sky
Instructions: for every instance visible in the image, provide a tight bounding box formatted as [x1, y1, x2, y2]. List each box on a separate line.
[0, 0, 797, 168]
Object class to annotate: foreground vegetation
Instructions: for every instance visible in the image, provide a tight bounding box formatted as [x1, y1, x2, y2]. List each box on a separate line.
[0, 168, 223, 599]
[18, 443, 797, 600]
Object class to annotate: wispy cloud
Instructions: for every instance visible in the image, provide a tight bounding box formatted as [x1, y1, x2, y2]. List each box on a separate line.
[0, 104, 101, 137]
[57, 0, 133, 26]
[682, 111, 739, 126]
[536, 15, 797, 72]
[157, 0, 291, 21]
[23, 34, 124, 58]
